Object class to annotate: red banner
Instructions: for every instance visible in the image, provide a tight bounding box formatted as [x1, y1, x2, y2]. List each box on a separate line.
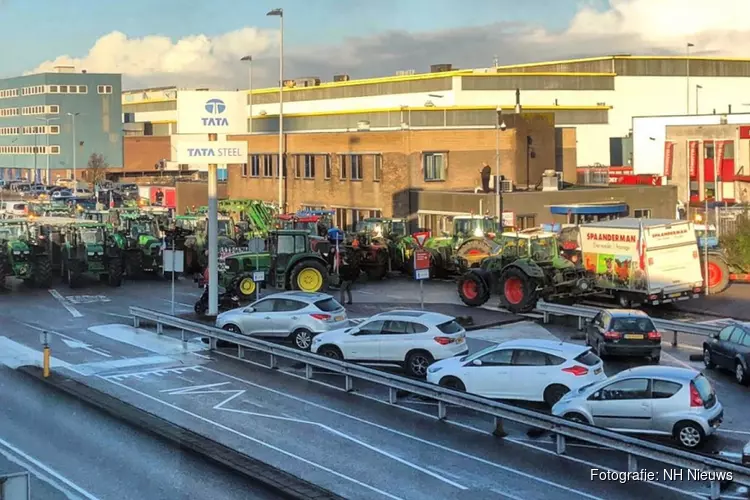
[688, 141, 699, 178]
[663, 141, 675, 177]
[740, 126, 750, 140]
[715, 141, 725, 173]
[608, 174, 663, 186]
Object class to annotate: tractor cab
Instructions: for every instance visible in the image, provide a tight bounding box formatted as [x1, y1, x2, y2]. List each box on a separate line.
[452, 215, 497, 241]
[694, 223, 718, 248]
[497, 229, 562, 265]
[0, 218, 52, 287]
[61, 221, 124, 287]
[266, 229, 330, 292]
[119, 213, 162, 275]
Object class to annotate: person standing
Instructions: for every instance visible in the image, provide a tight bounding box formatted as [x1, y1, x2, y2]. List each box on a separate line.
[339, 253, 358, 305]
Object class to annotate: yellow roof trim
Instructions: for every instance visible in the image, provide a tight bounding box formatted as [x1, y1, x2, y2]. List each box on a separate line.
[252, 105, 611, 118]
[614, 55, 750, 63]
[493, 56, 615, 70]
[249, 70, 469, 95]
[463, 72, 615, 77]
[149, 120, 176, 124]
[122, 97, 176, 106]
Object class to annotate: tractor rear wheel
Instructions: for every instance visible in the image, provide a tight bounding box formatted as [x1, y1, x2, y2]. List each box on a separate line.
[705, 255, 730, 294]
[107, 258, 123, 287]
[126, 251, 143, 279]
[33, 258, 52, 288]
[499, 267, 539, 313]
[290, 260, 328, 293]
[0, 258, 8, 290]
[456, 272, 490, 307]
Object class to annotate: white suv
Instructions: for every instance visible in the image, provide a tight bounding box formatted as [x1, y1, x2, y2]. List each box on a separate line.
[311, 310, 468, 377]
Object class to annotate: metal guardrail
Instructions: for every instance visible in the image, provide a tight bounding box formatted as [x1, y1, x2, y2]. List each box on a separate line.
[129, 306, 750, 498]
[534, 302, 724, 347]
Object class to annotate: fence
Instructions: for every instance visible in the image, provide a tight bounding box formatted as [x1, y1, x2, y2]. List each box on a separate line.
[129, 306, 750, 499]
[694, 205, 750, 236]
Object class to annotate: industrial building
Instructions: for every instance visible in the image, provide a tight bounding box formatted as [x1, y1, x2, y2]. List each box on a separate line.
[121, 55, 750, 168]
[0, 66, 123, 183]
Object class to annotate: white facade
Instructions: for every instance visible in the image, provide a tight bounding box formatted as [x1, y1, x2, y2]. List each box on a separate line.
[122, 65, 750, 168]
[632, 113, 750, 175]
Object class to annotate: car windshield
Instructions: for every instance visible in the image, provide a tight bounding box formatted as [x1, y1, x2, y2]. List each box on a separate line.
[530, 237, 557, 260]
[391, 220, 405, 236]
[175, 219, 197, 230]
[80, 227, 105, 244]
[611, 317, 655, 333]
[454, 217, 495, 237]
[357, 220, 383, 236]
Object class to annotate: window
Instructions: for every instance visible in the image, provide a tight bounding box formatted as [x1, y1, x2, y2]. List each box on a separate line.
[324, 155, 331, 179]
[742, 333, 750, 347]
[49, 125, 60, 134]
[49, 105, 59, 114]
[575, 351, 601, 366]
[249, 155, 260, 177]
[59, 85, 68, 93]
[546, 354, 566, 365]
[436, 320, 462, 334]
[241, 163, 248, 177]
[302, 155, 315, 179]
[723, 142, 735, 159]
[634, 209, 651, 218]
[516, 214, 537, 230]
[350, 155, 362, 180]
[512, 349, 548, 366]
[477, 349, 512, 366]
[358, 320, 385, 335]
[423, 152, 446, 181]
[313, 298, 342, 312]
[373, 154, 382, 181]
[49, 85, 58, 93]
[340, 155, 348, 179]
[381, 321, 427, 334]
[728, 327, 744, 343]
[78, 85, 88, 93]
[251, 299, 276, 313]
[98, 85, 113, 94]
[49, 145, 60, 154]
[611, 317, 655, 333]
[704, 142, 714, 159]
[598, 378, 650, 400]
[293, 235, 306, 253]
[262, 154, 273, 177]
[274, 299, 306, 312]
[718, 326, 735, 341]
[651, 380, 682, 399]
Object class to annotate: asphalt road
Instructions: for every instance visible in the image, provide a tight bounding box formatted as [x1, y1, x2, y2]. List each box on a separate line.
[1, 274, 749, 499]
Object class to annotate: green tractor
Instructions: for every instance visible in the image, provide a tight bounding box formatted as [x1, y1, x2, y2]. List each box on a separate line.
[0, 219, 53, 288]
[58, 221, 125, 288]
[456, 229, 594, 313]
[219, 229, 337, 297]
[354, 217, 414, 279]
[424, 215, 500, 276]
[118, 212, 163, 277]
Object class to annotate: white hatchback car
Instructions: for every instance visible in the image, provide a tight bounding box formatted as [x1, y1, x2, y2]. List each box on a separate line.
[311, 310, 468, 377]
[426, 339, 607, 407]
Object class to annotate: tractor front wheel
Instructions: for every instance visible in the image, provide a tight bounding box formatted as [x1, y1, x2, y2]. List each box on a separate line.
[290, 260, 328, 293]
[705, 255, 730, 294]
[33, 258, 52, 288]
[107, 258, 123, 287]
[457, 272, 490, 307]
[499, 267, 539, 313]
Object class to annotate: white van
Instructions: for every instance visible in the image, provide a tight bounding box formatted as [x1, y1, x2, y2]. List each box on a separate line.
[1, 201, 27, 216]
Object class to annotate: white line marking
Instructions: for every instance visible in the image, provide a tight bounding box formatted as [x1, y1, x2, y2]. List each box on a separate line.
[101, 312, 133, 319]
[20, 322, 113, 357]
[427, 465, 464, 481]
[201, 363, 605, 500]
[159, 298, 194, 308]
[48, 289, 83, 318]
[718, 428, 750, 435]
[490, 488, 526, 500]
[660, 350, 694, 370]
[386, 295, 404, 300]
[0, 436, 99, 500]
[101, 377, 403, 500]
[211, 393, 467, 490]
[358, 291, 374, 295]
[161, 382, 231, 393]
[192, 353, 212, 360]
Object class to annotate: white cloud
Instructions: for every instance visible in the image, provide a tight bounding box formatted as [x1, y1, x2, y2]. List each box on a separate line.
[26, 0, 750, 90]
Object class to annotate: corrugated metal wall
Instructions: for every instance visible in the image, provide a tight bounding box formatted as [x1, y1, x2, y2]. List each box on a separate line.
[461, 75, 614, 91]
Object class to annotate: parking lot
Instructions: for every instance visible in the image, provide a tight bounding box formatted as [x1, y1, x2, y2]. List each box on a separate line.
[1, 274, 749, 499]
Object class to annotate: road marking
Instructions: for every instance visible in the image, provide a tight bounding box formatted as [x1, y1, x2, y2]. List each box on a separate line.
[201, 364, 605, 500]
[48, 289, 83, 318]
[72, 355, 182, 376]
[66, 295, 110, 304]
[87, 324, 206, 356]
[660, 350, 694, 370]
[0, 436, 99, 500]
[718, 428, 750, 435]
[159, 298, 194, 308]
[20, 322, 114, 358]
[386, 295, 404, 300]
[358, 291, 374, 295]
[490, 488, 526, 500]
[0, 337, 72, 370]
[161, 381, 231, 393]
[101, 377, 403, 500]
[107, 365, 204, 381]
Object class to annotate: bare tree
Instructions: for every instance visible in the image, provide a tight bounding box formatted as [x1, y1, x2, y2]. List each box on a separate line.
[86, 153, 108, 186]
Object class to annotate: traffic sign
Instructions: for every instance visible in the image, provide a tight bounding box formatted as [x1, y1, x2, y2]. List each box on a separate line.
[412, 231, 430, 248]
[253, 271, 265, 282]
[415, 269, 430, 280]
[414, 250, 430, 271]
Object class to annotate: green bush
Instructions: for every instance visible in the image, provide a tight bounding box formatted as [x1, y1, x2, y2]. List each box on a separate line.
[720, 214, 750, 269]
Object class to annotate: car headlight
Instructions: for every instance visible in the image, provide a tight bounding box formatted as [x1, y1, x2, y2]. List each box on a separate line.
[427, 366, 442, 374]
[88, 252, 95, 256]
[12, 251, 20, 255]
[23, 250, 30, 255]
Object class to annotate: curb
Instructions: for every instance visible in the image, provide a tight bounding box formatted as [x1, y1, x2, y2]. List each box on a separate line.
[17, 366, 344, 500]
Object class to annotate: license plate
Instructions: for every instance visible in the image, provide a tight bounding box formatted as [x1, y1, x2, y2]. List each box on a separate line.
[670, 293, 682, 298]
[624, 334, 644, 340]
[335, 315, 344, 321]
[594, 367, 602, 375]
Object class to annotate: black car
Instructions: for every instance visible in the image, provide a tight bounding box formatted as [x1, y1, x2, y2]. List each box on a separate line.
[585, 309, 661, 363]
[703, 323, 750, 385]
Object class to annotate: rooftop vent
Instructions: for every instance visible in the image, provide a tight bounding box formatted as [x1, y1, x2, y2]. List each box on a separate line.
[54, 66, 75, 74]
[333, 74, 350, 82]
[395, 69, 416, 76]
[542, 170, 561, 192]
[430, 63, 453, 73]
[296, 77, 321, 87]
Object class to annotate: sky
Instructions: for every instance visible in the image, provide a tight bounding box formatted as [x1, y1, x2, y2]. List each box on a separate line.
[1, 0, 748, 90]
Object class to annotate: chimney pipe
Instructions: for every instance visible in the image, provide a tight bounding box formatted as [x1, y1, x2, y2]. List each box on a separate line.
[728, 104, 732, 114]
[514, 88, 522, 114]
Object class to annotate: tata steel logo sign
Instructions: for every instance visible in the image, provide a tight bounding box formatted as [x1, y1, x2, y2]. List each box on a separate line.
[202, 98, 229, 126]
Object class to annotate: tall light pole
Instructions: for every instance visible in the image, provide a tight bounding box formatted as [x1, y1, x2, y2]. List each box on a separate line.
[267, 8, 284, 211]
[67, 112, 80, 195]
[241, 55, 253, 133]
[686, 42, 694, 114]
[35, 116, 58, 184]
[695, 84, 703, 115]
[495, 106, 506, 231]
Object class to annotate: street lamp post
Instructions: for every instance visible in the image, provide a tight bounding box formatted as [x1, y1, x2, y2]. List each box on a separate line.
[67, 112, 80, 195]
[686, 42, 694, 114]
[695, 84, 703, 115]
[241, 55, 253, 133]
[495, 107, 506, 231]
[267, 8, 284, 211]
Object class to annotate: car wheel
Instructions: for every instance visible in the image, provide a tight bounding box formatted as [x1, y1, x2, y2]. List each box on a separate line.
[703, 348, 715, 369]
[318, 345, 343, 360]
[406, 351, 434, 378]
[650, 353, 661, 364]
[735, 362, 749, 386]
[223, 324, 242, 334]
[291, 329, 314, 350]
[543, 384, 570, 408]
[439, 377, 466, 392]
[563, 412, 589, 425]
[675, 421, 705, 449]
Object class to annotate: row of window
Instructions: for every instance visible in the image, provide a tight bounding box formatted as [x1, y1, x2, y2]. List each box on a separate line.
[241, 153, 384, 182]
[2, 84, 113, 99]
[0, 89, 19, 99]
[0, 145, 60, 154]
[22, 105, 59, 116]
[0, 125, 60, 135]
